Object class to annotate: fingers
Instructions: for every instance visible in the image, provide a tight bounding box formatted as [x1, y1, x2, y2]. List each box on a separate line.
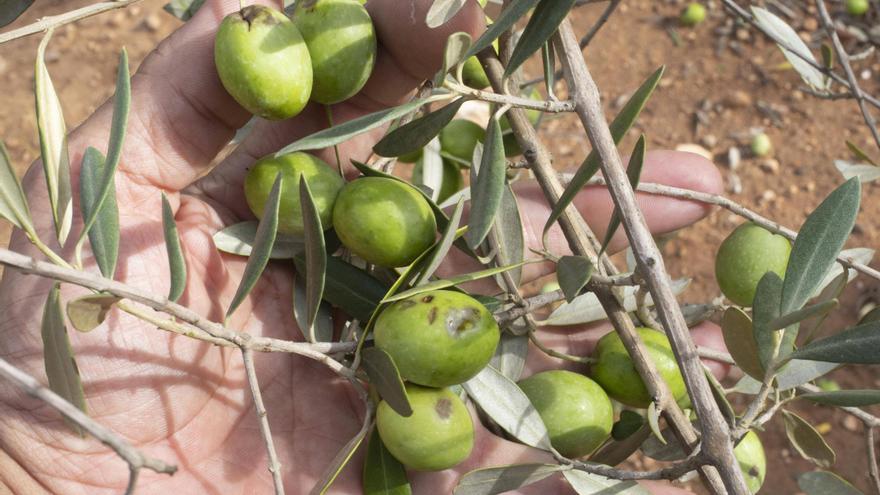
[437, 150, 723, 290]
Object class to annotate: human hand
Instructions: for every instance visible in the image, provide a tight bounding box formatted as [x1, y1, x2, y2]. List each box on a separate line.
[0, 1, 725, 493]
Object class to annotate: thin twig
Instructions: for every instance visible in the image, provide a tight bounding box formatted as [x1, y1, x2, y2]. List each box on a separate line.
[570, 177, 880, 283]
[444, 80, 575, 112]
[0, 247, 356, 376]
[0, 356, 177, 485]
[528, 329, 593, 364]
[241, 348, 284, 495]
[554, 19, 748, 494]
[868, 427, 880, 495]
[0, 0, 144, 45]
[814, 0, 880, 152]
[561, 451, 706, 481]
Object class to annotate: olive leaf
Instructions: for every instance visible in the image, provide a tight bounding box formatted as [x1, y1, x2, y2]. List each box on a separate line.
[592, 424, 651, 466]
[213, 221, 304, 259]
[563, 469, 649, 495]
[504, 0, 576, 77]
[438, 31, 472, 84]
[225, 174, 282, 319]
[278, 97, 433, 155]
[781, 178, 860, 315]
[310, 421, 370, 495]
[752, 271, 784, 371]
[770, 299, 838, 331]
[79, 148, 119, 279]
[306, 255, 389, 322]
[0, 141, 34, 233]
[426, 0, 468, 28]
[292, 275, 334, 343]
[35, 29, 73, 245]
[454, 464, 565, 495]
[465, 0, 539, 58]
[751, 6, 828, 90]
[489, 333, 528, 382]
[834, 160, 880, 183]
[646, 402, 665, 445]
[544, 67, 664, 240]
[0, 0, 34, 27]
[161, 193, 186, 302]
[462, 365, 553, 451]
[489, 184, 525, 288]
[556, 255, 593, 303]
[383, 260, 530, 302]
[361, 347, 412, 417]
[846, 140, 877, 166]
[798, 471, 864, 495]
[299, 178, 327, 341]
[415, 197, 466, 286]
[721, 307, 764, 380]
[791, 319, 880, 364]
[611, 410, 644, 441]
[163, 0, 206, 21]
[800, 389, 880, 407]
[600, 134, 646, 253]
[66, 294, 119, 333]
[373, 98, 467, 158]
[783, 410, 835, 468]
[41, 283, 87, 436]
[775, 359, 838, 391]
[363, 429, 411, 495]
[640, 427, 686, 462]
[466, 115, 506, 249]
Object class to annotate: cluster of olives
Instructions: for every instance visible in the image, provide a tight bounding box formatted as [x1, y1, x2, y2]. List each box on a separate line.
[214, 0, 375, 119]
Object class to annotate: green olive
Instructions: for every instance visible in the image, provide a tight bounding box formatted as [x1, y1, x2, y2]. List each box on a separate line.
[715, 222, 791, 307]
[847, 0, 869, 15]
[440, 119, 486, 163]
[680, 3, 707, 27]
[214, 5, 312, 120]
[518, 370, 613, 458]
[244, 152, 344, 235]
[375, 290, 499, 387]
[332, 177, 436, 267]
[735, 430, 767, 493]
[293, 0, 377, 104]
[462, 56, 491, 90]
[592, 327, 688, 409]
[376, 384, 474, 471]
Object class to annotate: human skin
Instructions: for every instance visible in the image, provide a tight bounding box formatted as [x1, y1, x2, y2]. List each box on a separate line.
[0, 1, 726, 493]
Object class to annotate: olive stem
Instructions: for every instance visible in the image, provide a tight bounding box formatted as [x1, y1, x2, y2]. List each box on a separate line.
[528, 329, 593, 364]
[443, 79, 575, 113]
[241, 348, 285, 495]
[0, 0, 145, 45]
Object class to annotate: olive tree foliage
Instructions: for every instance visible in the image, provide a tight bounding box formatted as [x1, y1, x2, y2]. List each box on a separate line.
[1, 0, 880, 494]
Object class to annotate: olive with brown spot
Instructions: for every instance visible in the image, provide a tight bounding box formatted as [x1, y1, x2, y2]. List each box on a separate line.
[374, 289, 499, 388]
[376, 384, 474, 471]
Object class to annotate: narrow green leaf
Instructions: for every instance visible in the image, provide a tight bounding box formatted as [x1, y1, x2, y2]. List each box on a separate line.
[384, 260, 530, 302]
[278, 98, 432, 155]
[426, 0, 468, 28]
[41, 283, 86, 436]
[563, 470, 649, 495]
[226, 174, 281, 319]
[541, 41, 556, 94]
[721, 307, 765, 380]
[361, 347, 412, 417]
[791, 320, 880, 364]
[466, 116, 505, 249]
[35, 30, 72, 245]
[752, 271, 784, 370]
[300, 255, 389, 322]
[600, 135, 646, 253]
[798, 471, 864, 495]
[505, 0, 576, 77]
[771, 299, 838, 331]
[541, 278, 689, 326]
[556, 256, 593, 303]
[299, 178, 327, 342]
[640, 428, 686, 462]
[705, 367, 736, 426]
[592, 424, 651, 466]
[0, 141, 34, 232]
[163, 0, 206, 21]
[462, 365, 553, 450]
[751, 7, 827, 90]
[437, 31, 472, 86]
[489, 333, 528, 382]
[611, 410, 644, 441]
[782, 178, 860, 315]
[0, 0, 34, 27]
[213, 221, 303, 259]
[646, 402, 665, 445]
[312, 423, 369, 495]
[292, 274, 334, 342]
[454, 464, 564, 495]
[801, 390, 880, 407]
[491, 184, 525, 288]
[464, 0, 540, 58]
[66, 294, 119, 333]
[416, 197, 465, 285]
[776, 360, 838, 391]
[78, 50, 130, 253]
[159, 193, 187, 302]
[363, 429, 411, 495]
[847, 140, 877, 166]
[374, 98, 467, 158]
[544, 67, 664, 238]
[783, 410, 835, 468]
[79, 148, 119, 279]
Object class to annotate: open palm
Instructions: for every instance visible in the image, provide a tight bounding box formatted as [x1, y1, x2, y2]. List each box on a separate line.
[0, 1, 724, 493]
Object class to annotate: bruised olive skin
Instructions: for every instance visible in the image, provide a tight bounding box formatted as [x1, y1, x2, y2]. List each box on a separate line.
[214, 5, 312, 120]
[374, 290, 499, 388]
